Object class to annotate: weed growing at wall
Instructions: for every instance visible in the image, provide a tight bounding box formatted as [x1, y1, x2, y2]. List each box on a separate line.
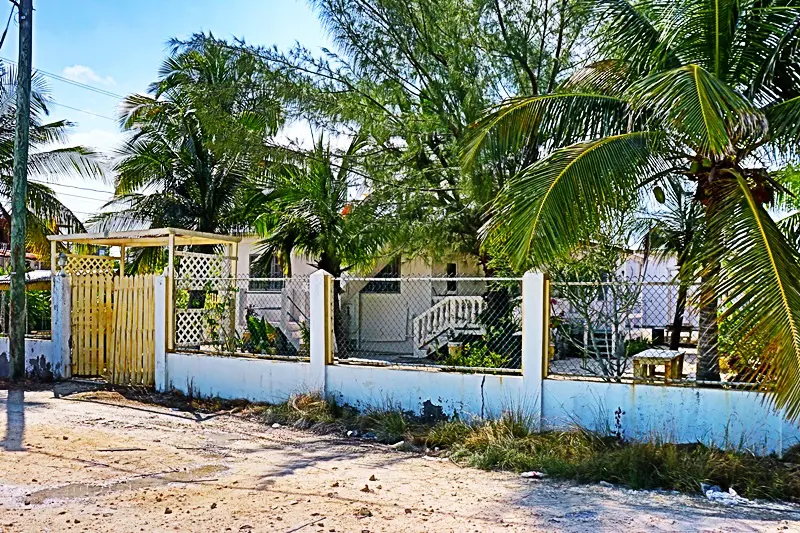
[150, 390, 800, 502]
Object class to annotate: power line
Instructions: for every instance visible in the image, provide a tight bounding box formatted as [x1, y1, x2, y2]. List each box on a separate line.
[50, 189, 110, 202]
[30, 180, 114, 194]
[49, 102, 116, 121]
[0, 4, 15, 52]
[0, 56, 125, 99]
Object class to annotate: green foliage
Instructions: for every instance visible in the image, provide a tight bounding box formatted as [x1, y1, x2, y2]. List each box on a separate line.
[25, 290, 51, 333]
[466, 0, 800, 412]
[360, 407, 409, 444]
[247, 134, 389, 277]
[0, 64, 103, 255]
[624, 338, 650, 357]
[242, 312, 278, 355]
[718, 311, 775, 383]
[425, 420, 472, 448]
[93, 35, 283, 271]
[224, 0, 589, 264]
[443, 342, 510, 368]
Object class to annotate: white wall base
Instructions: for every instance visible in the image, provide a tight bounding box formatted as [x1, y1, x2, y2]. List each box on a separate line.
[166, 352, 316, 403]
[0, 337, 58, 379]
[164, 351, 800, 454]
[543, 379, 798, 455]
[326, 364, 522, 419]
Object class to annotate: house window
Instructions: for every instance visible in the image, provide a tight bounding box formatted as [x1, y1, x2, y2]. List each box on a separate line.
[363, 257, 401, 293]
[249, 254, 284, 291]
[446, 263, 457, 293]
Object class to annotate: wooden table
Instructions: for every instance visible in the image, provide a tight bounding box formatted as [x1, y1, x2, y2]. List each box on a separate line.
[633, 349, 684, 382]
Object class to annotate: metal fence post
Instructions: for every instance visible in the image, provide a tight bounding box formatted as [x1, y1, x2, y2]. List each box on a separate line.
[522, 270, 547, 431]
[310, 270, 333, 394]
[51, 273, 71, 379]
[154, 275, 167, 392]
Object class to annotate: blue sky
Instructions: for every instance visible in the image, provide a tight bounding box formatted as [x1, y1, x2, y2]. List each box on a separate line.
[2, 0, 332, 221]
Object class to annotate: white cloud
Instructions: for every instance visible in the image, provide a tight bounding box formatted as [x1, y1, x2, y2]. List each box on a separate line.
[69, 129, 124, 155]
[61, 65, 115, 86]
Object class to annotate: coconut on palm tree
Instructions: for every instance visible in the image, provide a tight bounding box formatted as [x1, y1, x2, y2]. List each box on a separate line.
[465, 0, 800, 414]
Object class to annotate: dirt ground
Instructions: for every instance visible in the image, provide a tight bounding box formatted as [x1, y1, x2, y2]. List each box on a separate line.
[1, 385, 800, 533]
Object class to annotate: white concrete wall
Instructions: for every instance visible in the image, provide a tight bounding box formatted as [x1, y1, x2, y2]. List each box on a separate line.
[163, 348, 800, 454]
[326, 364, 522, 419]
[166, 352, 317, 404]
[158, 267, 800, 456]
[543, 379, 800, 454]
[0, 337, 59, 380]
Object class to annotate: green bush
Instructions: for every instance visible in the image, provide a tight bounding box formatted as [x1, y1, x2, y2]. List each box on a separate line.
[243, 313, 278, 354]
[443, 342, 510, 368]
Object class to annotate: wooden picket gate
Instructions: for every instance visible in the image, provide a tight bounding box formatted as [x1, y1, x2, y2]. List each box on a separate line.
[109, 275, 156, 387]
[70, 274, 114, 377]
[70, 273, 156, 387]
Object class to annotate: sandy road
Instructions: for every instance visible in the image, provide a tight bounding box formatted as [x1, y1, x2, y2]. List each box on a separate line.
[0, 385, 799, 533]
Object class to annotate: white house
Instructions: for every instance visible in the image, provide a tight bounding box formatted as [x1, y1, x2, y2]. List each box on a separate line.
[234, 235, 488, 359]
[234, 236, 692, 360]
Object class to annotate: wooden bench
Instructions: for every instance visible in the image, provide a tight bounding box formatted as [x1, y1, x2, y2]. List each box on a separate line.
[633, 349, 684, 382]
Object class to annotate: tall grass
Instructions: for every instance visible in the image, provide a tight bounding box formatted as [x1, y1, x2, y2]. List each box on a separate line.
[195, 392, 800, 502]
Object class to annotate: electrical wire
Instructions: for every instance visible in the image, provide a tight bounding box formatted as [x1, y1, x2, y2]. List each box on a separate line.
[49, 102, 116, 121]
[47, 189, 110, 202]
[0, 56, 124, 99]
[29, 180, 113, 195]
[0, 3, 15, 52]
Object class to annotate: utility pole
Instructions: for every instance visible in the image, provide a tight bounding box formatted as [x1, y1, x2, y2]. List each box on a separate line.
[9, 0, 32, 381]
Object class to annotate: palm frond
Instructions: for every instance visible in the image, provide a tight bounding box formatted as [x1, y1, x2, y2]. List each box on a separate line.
[591, 0, 680, 73]
[628, 64, 766, 156]
[712, 170, 800, 419]
[487, 131, 668, 268]
[26, 147, 106, 180]
[462, 93, 630, 167]
[764, 95, 800, 154]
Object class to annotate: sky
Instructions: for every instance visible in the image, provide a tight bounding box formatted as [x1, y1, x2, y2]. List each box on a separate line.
[1, 0, 333, 222]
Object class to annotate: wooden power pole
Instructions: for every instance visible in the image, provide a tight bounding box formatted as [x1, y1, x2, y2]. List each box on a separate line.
[9, 0, 33, 381]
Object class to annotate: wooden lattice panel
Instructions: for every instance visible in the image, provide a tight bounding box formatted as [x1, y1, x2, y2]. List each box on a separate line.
[175, 308, 208, 347]
[175, 250, 232, 290]
[65, 254, 116, 276]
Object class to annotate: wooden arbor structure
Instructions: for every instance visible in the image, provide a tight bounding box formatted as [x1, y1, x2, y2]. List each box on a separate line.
[47, 228, 241, 384]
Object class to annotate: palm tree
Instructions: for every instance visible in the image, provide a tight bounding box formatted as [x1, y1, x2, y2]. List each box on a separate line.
[645, 180, 704, 350]
[246, 134, 389, 356]
[465, 0, 800, 414]
[0, 64, 103, 255]
[93, 35, 282, 269]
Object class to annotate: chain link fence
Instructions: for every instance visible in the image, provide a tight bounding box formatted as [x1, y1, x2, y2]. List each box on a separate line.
[174, 277, 310, 359]
[548, 276, 702, 383]
[334, 276, 522, 371]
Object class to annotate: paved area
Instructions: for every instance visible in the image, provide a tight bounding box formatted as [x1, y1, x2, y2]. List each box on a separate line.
[1, 386, 799, 532]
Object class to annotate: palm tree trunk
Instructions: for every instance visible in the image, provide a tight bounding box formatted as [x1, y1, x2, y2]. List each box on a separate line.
[697, 191, 721, 382]
[669, 282, 688, 350]
[697, 264, 720, 381]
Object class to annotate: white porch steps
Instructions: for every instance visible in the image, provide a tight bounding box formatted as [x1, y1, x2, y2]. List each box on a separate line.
[412, 296, 485, 357]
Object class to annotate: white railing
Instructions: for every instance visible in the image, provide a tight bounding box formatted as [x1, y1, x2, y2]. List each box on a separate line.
[412, 296, 485, 356]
